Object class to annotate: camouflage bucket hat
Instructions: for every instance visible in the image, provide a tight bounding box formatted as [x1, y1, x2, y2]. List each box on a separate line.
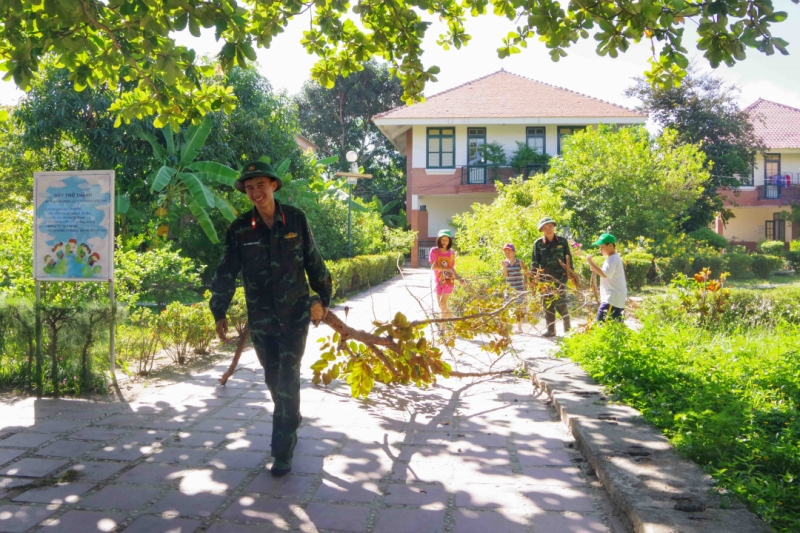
[537, 217, 556, 231]
[235, 161, 283, 193]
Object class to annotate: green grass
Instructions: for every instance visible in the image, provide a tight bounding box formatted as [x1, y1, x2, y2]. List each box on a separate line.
[558, 318, 800, 532]
[728, 273, 800, 289]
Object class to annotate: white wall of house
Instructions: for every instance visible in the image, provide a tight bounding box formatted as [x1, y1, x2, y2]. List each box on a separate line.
[410, 124, 609, 168]
[746, 149, 800, 186]
[418, 193, 497, 239]
[724, 206, 792, 242]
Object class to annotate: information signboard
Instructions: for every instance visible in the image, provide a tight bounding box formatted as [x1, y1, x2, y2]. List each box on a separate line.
[33, 171, 115, 282]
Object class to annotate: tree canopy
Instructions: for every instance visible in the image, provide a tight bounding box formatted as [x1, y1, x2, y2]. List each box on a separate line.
[547, 125, 709, 243]
[0, 0, 793, 126]
[626, 70, 766, 231]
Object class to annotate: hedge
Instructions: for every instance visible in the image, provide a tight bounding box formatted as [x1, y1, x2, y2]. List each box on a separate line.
[325, 253, 401, 299]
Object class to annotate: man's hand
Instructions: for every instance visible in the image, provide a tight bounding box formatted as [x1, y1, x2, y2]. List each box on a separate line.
[216, 319, 229, 343]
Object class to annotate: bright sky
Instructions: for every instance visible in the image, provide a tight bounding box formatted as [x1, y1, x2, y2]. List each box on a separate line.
[1, 2, 799, 110]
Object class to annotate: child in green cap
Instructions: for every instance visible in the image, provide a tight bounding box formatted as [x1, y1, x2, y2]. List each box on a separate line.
[586, 233, 627, 322]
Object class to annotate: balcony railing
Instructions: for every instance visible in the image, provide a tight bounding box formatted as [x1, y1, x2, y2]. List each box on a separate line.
[461, 164, 548, 185]
[757, 177, 800, 201]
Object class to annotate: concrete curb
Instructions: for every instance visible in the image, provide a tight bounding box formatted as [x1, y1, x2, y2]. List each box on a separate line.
[524, 357, 773, 533]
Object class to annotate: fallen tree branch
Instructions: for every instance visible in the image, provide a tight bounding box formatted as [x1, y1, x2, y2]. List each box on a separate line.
[449, 369, 516, 378]
[219, 325, 250, 386]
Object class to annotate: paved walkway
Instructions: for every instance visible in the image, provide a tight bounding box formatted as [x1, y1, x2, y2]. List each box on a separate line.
[0, 270, 626, 533]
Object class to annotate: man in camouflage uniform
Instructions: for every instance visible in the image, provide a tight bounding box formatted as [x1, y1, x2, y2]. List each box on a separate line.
[531, 217, 571, 338]
[210, 161, 332, 476]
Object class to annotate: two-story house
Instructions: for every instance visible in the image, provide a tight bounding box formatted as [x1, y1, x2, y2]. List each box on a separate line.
[372, 70, 646, 267]
[717, 99, 800, 247]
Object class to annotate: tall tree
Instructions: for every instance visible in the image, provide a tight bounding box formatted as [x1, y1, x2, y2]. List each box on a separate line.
[0, 0, 790, 125]
[296, 61, 406, 214]
[626, 70, 766, 231]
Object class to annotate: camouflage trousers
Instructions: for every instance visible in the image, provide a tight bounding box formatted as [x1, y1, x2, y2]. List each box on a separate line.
[543, 285, 570, 334]
[251, 326, 309, 461]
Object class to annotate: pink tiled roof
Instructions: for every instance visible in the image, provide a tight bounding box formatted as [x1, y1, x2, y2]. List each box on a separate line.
[374, 70, 644, 120]
[745, 98, 800, 149]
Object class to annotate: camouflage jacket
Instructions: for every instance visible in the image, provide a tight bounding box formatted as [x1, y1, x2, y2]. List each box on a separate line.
[531, 235, 572, 284]
[209, 201, 332, 335]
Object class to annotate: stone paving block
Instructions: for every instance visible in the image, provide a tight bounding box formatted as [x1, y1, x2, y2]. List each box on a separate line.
[247, 472, 315, 497]
[323, 455, 390, 482]
[95, 414, 152, 427]
[0, 458, 68, 478]
[40, 510, 125, 532]
[294, 438, 338, 456]
[66, 411, 117, 421]
[152, 489, 227, 518]
[173, 431, 226, 448]
[520, 486, 595, 512]
[300, 502, 370, 532]
[515, 447, 572, 466]
[391, 460, 453, 484]
[452, 508, 528, 533]
[80, 484, 161, 511]
[124, 429, 174, 445]
[281, 455, 323, 475]
[313, 478, 379, 503]
[531, 513, 609, 533]
[209, 407, 263, 420]
[67, 428, 127, 441]
[0, 504, 58, 532]
[406, 432, 451, 446]
[191, 419, 245, 434]
[396, 445, 451, 462]
[372, 507, 446, 533]
[145, 447, 207, 466]
[450, 462, 515, 486]
[35, 440, 100, 459]
[91, 443, 155, 462]
[454, 482, 525, 509]
[25, 421, 87, 435]
[296, 426, 344, 440]
[177, 468, 248, 494]
[62, 461, 127, 483]
[224, 436, 270, 452]
[206, 523, 273, 533]
[207, 450, 268, 470]
[13, 482, 95, 504]
[221, 494, 298, 527]
[0, 433, 53, 448]
[121, 515, 201, 533]
[0, 450, 26, 468]
[116, 464, 182, 485]
[140, 417, 188, 431]
[518, 467, 585, 487]
[383, 483, 447, 508]
[241, 421, 273, 436]
[452, 432, 508, 448]
[0, 478, 33, 495]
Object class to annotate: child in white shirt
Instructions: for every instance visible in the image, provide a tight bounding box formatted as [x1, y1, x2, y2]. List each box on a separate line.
[586, 233, 627, 322]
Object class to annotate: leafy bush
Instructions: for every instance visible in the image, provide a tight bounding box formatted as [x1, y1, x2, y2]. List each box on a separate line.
[559, 319, 800, 532]
[722, 288, 800, 330]
[790, 240, 800, 252]
[0, 206, 34, 299]
[118, 308, 162, 376]
[384, 227, 417, 256]
[723, 253, 754, 280]
[621, 252, 653, 290]
[325, 253, 399, 299]
[758, 240, 786, 256]
[751, 254, 783, 279]
[509, 141, 551, 175]
[785, 250, 800, 272]
[688, 228, 728, 249]
[690, 254, 725, 278]
[226, 288, 249, 335]
[115, 243, 204, 309]
[655, 255, 691, 283]
[158, 302, 214, 365]
[306, 197, 389, 260]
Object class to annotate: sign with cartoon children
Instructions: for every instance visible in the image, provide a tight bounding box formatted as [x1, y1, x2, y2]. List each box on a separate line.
[34, 171, 115, 281]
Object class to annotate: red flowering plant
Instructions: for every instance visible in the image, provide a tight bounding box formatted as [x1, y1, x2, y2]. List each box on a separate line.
[671, 268, 730, 326]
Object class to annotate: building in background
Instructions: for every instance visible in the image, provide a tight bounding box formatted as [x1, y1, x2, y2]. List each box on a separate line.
[718, 99, 800, 248]
[372, 70, 645, 267]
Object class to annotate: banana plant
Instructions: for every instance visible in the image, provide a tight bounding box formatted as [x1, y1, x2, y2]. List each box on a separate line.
[371, 196, 406, 228]
[137, 116, 239, 244]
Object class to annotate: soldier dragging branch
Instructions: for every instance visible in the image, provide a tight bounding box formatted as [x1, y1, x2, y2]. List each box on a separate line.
[209, 161, 333, 478]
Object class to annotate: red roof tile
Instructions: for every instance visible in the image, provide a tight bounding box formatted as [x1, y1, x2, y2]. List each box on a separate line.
[373, 70, 643, 120]
[745, 98, 800, 149]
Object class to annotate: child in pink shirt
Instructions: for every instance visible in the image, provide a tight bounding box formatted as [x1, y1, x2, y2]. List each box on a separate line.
[429, 229, 458, 318]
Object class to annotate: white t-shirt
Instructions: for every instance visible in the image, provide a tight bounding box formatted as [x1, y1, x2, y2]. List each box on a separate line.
[600, 253, 627, 308]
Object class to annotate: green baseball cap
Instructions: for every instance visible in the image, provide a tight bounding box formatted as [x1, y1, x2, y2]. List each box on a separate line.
[235, 161, 283, 193]
[437, 229, 453, 238]
[537, 217, 556, 231]
[592, 233, 617, 246]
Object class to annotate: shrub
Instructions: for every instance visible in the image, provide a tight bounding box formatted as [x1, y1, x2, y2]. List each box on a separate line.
[226, 288, 249, 335]
[115, 243, 203, 310]
[186, 304, 216, 355]
[158, 302, 214, 364]
[723, 288, 800, 330]
[785, 250, 800, 272]
[384, 227, 417, 256]
[688, 228, 728, 249]
[325, 253, 399, 299]
[621, 252, 653, 290]
[723, 253, 754, 280]
[757, 240, 786, 256]
[790, 240, 800, 252]
[118, 308, 162, 376]
[655, 255, 692, 283]
[751, 254, 783, 279]
[691, 254, 725, 278]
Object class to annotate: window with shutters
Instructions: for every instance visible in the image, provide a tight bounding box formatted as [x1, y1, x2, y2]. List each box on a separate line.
[427, 128, 455, 168]
[557, 126, 586, 154]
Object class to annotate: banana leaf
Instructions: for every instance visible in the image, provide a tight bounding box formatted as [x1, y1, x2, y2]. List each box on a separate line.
[179, 172, 215, 208]
[136, 129, 166, 160]
[213, 192, 238, 222]
[150, 166, 177, 193]
[179, 115, 213, 167]
[188, 200, 219, 244]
